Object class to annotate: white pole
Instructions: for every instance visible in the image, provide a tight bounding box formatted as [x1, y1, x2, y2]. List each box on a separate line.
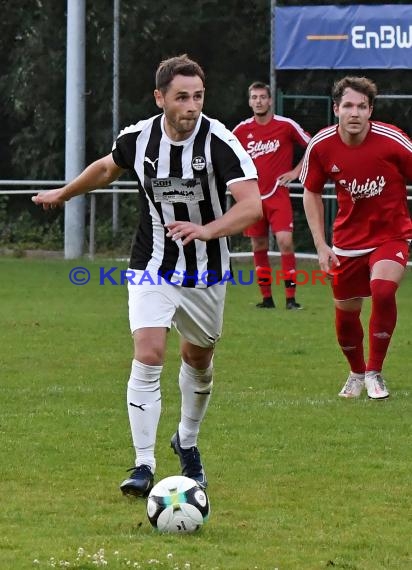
[269, 0, 277, 251]
[270, 0, 277, 109]
[64, 0, 86, 259]
[112, 0, 120, 235]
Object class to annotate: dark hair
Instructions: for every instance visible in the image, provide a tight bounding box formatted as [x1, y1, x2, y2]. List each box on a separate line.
[332, 76, 378, 106]
[248, 81, 271, 98]
[155, 54, 205, 93]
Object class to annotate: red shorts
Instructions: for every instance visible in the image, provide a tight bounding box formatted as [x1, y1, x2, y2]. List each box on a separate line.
[331, 239, 410, 301]
[244, 186, 293, 237]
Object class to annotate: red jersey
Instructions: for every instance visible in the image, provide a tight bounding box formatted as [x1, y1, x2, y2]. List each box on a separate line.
[233, 115, 311, 197]
[300, 121, 412, 251]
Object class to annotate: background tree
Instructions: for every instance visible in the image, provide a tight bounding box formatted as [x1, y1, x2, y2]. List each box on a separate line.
[0, 0, 270, 180]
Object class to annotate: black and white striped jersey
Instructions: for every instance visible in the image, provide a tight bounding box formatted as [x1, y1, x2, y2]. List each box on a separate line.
[112, 112, 257, 287]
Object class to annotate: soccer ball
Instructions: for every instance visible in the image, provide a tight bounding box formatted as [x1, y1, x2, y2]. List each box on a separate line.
[146, 475, 210, 533]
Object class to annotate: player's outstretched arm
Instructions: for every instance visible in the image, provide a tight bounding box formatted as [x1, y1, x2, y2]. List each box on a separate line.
[32, 154, 124, 210]
[165, 179, 262, 246]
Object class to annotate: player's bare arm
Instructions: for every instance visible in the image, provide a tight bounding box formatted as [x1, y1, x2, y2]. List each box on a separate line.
[303, 189, 339, 272]
[32, 154, 124, 210]
[166, 179, 262, 246]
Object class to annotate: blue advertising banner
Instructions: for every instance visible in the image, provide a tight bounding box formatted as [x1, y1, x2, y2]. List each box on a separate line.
[274, 4, 412, 69]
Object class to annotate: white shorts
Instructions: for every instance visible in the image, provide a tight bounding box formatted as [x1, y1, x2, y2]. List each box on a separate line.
[127, 270, 227, 348]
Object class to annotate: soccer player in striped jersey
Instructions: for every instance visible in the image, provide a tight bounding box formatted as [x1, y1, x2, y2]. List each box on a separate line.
[301, 76, 412, 400]
[233, 82, 311, 310]
[33, 55, 262, 495]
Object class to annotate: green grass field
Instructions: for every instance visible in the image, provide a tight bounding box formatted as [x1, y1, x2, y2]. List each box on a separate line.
[1, 257, 411, 570]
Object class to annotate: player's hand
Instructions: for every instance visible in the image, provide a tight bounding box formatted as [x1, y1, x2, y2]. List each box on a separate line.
[317, 244, 340, 275]
[32, 189, 65, 210]
[277, 170, 298, 187]
[165, 221, 212, 246]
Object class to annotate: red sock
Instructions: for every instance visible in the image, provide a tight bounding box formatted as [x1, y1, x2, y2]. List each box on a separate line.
[367, 279, 398, 372]
[281, 253, 296, 299]
[335, 307, 365, 374]
[253, 249, 272, 299]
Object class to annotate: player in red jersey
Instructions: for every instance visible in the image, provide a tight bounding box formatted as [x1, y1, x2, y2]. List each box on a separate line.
[301, 76, 412, 400]
[233, 82, 311, 310]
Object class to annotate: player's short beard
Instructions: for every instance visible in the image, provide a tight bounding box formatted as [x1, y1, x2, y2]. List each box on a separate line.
[255, 109, 271, 119]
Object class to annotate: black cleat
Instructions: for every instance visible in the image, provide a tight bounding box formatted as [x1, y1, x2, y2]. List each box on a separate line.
[120, 464, 154, 497]
[171, 431, 207, 489]
[286, 298, 302, 310]
[256, 296, 275, 309]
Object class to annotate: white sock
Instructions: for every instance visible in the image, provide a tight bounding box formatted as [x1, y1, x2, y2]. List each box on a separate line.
[178, 359, 213, 448]
[127, 359, 162, 472]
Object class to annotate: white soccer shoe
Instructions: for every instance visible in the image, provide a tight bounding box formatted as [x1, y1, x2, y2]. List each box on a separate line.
[338, 372, 365, 398]
[365, 371, 390, 400]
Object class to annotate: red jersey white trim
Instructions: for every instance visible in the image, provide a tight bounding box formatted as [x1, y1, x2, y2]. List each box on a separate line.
[300, 122, 412, 251]
[233, 115, 310, 197]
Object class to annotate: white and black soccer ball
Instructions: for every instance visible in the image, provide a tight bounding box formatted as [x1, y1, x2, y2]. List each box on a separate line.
[147, 475, 210, 533]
